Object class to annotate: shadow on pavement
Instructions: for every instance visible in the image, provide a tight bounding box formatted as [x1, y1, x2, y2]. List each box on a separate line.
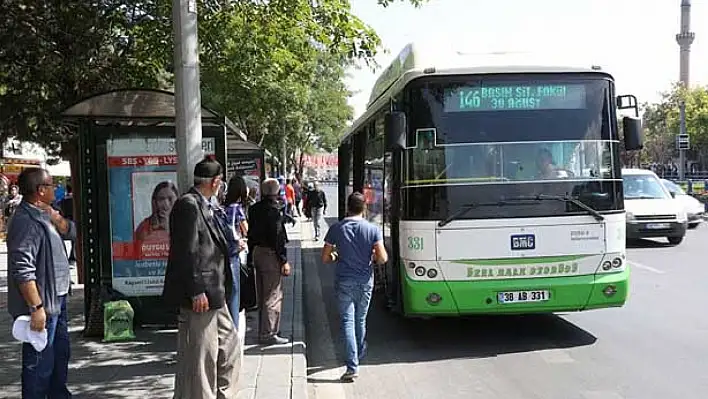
[304, 216, 598, 375]
[0, 288, 177, 399]
[626, 238, 674, 249]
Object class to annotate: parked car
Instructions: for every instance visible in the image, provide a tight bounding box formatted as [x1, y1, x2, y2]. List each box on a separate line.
[660, 179, 705, 229]
[622, 169, 687, 245]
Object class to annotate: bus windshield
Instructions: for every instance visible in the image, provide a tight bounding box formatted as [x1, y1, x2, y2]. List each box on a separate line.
[401, 75, 622, 221]
[405, 140, 615, 185]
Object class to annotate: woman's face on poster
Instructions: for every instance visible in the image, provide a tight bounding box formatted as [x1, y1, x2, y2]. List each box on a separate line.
[154, 186, 177, 219]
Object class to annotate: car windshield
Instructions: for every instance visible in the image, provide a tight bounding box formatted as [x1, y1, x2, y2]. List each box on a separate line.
[661, 179, 686, 195]
[623, 174, 669, 200]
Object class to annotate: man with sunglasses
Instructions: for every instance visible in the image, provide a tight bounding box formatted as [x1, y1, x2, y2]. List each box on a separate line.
[7, 167, 76, 398]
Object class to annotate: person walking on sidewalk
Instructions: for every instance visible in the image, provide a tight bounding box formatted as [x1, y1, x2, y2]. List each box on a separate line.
[162, 158, 240, 399]
[248, 178, 291, 345]
[7, 167, 76, 398]
[292, 178, 303, 217]
[285, 178, 296, 218]
[321, 192, 388, 382]
[304, 181, 327, 240]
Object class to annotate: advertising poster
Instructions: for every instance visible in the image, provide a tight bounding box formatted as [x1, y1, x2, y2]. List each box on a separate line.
[227, 157, 262, 200]
[107, 137, 216, 296]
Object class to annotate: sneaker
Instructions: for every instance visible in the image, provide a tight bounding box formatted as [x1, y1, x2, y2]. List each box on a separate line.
[340, 369, 359, 382]
[259, 335, 290, 345]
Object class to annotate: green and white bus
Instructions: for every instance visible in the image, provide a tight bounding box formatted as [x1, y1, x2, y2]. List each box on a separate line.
[337, 43, 643, 316]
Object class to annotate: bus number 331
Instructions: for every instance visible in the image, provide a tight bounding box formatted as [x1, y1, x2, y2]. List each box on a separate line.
[408, 236, 424, 251]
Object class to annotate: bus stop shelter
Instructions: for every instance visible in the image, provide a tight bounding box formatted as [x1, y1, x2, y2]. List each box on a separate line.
[62, 88, 245, 336]
[226, 137, 266, 200]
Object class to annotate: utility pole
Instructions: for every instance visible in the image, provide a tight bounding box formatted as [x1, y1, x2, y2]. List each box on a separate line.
[173, 0, 203, 193]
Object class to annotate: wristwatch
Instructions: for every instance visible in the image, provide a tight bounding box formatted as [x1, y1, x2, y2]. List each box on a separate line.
[29, 303, 43, 313]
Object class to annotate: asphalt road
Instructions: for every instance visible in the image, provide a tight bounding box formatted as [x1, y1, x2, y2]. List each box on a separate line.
[305, 186, 708, 399]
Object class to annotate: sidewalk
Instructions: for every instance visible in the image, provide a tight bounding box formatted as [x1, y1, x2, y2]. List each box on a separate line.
[237, 221, 307, 399]
[0, 222, 308, 399]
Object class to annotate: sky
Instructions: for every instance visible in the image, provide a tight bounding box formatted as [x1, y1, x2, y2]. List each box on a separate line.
[345, 0, 708, 119]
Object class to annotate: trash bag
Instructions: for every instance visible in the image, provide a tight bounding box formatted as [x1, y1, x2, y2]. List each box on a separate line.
[103, 300, 136, 342]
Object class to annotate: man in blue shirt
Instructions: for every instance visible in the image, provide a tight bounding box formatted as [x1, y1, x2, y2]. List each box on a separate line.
[321, 192, 388, 382]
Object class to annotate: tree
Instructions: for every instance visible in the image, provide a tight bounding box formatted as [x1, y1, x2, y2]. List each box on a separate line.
[641, 84, 708, 167]
[0, 0, 426, 157]
[0, 0, 170, 153]
[286, 53, 354, 176]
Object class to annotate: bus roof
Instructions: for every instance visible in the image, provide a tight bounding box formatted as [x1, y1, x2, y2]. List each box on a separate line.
[340, 42, 613, 144]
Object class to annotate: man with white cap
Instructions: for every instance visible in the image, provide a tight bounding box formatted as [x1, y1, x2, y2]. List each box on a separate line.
[248, 178, 291, 345]
[7, 167, 76, 398]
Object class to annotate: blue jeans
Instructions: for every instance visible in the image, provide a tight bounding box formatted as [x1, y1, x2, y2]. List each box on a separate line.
[22, 295, 72, 399]
[335, 278, 374, 372]
[228, 255, 241, 327]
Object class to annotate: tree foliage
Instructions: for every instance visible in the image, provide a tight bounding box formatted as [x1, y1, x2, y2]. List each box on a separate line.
[641, 84, 708, 166]
[0, 0, 426, 161]
[0, 0, 167, 153]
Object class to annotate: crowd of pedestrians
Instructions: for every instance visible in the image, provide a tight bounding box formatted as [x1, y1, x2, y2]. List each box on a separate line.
[5, 158, 384, 397]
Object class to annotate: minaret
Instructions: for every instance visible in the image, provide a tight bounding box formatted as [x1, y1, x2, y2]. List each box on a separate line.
[676, 0, 695, 86]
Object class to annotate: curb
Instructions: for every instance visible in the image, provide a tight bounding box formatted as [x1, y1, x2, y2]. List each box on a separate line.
[292, 221, 308, 399]
[291, 221, 308, 399]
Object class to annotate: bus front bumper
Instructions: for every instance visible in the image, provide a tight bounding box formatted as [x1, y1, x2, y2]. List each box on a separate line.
[401, 269, 629, 316]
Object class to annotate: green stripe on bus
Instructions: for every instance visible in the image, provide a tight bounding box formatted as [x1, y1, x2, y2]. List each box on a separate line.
[452, 255, 590, 265]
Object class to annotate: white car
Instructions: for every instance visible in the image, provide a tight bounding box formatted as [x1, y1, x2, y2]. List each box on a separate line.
[622, 169, 688, 245]
[660, 179, 705, 229]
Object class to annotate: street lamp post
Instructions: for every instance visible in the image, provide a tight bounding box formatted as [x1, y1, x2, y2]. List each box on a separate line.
[172, 0, 203, 193]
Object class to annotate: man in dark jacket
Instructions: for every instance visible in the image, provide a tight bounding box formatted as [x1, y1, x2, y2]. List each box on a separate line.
[248, 178, 291, 345]
[304, 181, 327, 240]
[7, 167, 76, 398]
[162, 158, 240, 399]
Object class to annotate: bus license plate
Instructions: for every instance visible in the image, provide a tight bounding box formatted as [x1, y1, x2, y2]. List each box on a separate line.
[498, 290, 550, 304]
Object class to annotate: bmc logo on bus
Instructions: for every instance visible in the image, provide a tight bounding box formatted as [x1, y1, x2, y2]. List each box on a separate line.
[510, 234, 535, 251]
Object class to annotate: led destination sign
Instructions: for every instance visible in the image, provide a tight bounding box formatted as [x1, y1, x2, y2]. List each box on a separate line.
[444, 84, 587, 112]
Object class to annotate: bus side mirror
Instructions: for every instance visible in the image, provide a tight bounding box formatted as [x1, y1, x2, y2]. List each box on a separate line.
[623, 117, 643, 151]
[385, 112, 407, 151]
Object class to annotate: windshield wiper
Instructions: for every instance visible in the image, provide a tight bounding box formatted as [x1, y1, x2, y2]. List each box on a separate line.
[438, 194, 605, 227]
[503, 194, 605, 221]
[438, 198, 540, 227]
[438, 202, 478, 227]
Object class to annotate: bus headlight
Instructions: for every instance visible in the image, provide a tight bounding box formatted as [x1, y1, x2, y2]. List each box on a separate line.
[426, 268, 438, 279]
[414, 266, 426, 277]
[597, 253, 625, 273]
